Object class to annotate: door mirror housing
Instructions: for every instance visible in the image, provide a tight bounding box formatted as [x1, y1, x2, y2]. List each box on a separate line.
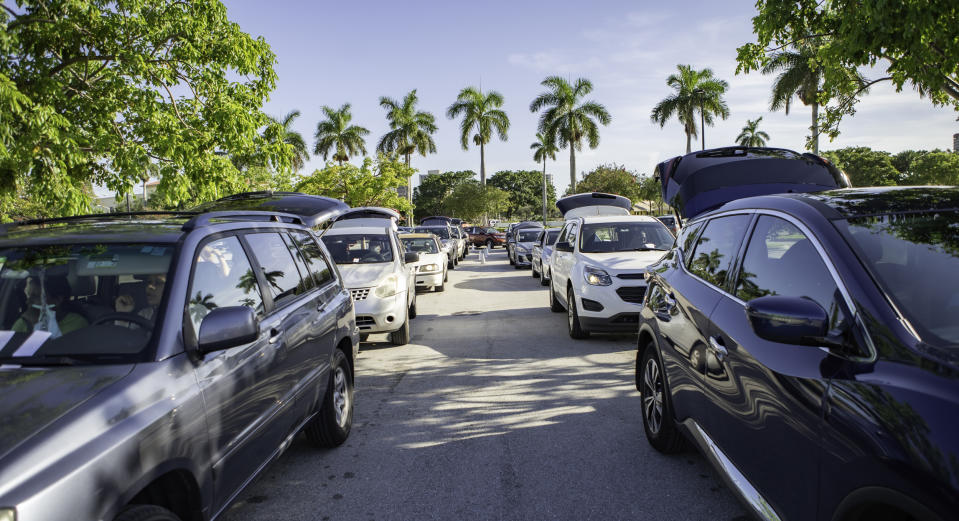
[197, 306, 259, 353]
[404, 251, 420, 264]
[745, 296, 829, 346]
[555, 241, 574, 252]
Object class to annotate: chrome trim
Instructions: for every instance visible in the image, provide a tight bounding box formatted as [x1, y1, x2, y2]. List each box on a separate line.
[683, 420, 783, 521]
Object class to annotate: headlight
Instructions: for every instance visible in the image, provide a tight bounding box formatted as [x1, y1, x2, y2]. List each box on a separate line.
[584, 265, 612, 286]
[418, 264, 439, 272]
[373, 273, 400, 298]
[0, 509, 15, 521]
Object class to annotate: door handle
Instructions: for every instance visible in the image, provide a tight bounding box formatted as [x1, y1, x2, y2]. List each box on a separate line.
[268, 328, 283, 344]
[708, 336, 728, 362]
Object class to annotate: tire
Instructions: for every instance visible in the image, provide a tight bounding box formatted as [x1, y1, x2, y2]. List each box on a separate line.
[390, 318, 410, 345]
[485, 239, 493, 249]
[305, 348, 354, 447]
[532, 266, 540, 278]
[443, 269, 448, 282]
[409, 294, 417, 319]
[435, 282, 445, 292]
[639, 345, 685, 453]
[114, 505, 182, 521]
[549, 280, 564, 312]
[540, 268, 549, 286]
[509, 250, 515, 265]
[449, 256, 456, 270]
[567, 287, 589, 339]
[359, 333, 369, 342]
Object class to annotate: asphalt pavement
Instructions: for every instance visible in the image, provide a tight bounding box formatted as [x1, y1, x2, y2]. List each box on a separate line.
[223, 247, 748, 521]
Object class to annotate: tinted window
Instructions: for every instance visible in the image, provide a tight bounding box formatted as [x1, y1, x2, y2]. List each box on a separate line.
[517, 229, 542, 242]
[580, 222, 673, 253]
[322, 234, 395, 264]
[688, 215, 750, 288]
[245, 233, 306, 305]
[281, 233, 316, 292]
[290, 230, 334, 286]
[735, 216, 842, 327]
[678, 221, 703, 263]
[189, 237, 264, 335]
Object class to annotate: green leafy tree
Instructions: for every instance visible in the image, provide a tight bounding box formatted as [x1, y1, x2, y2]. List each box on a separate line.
[294, 156, 413, 213]
[651, 65, 730, 153]
[446, 87, 510, 186]
[902, 151, 959, 185]
[568, 164, 643, 201]
[636, 174, 666, 214]
[488, 170, 557, 220]
[0, 0, 289, 217]
[736, 117, 771, 147]
[822, 148, 901, 187]
[531, 132, 559, 224]
[269, 110, 309, 171]
[445, 181, 510, 223]
[412, 170, 476, 221]
[529, 76, 611, 191]
[314, 103, 369, 164]
[891, 150, 930, 177]
[737, 1, 959, 140]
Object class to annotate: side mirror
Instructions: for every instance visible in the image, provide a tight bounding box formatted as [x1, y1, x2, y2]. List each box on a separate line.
[198, 306, 259, 353]
[555, 241, 573, 252]
[745, 296, 828, 346]
[404, 251, 420, 264]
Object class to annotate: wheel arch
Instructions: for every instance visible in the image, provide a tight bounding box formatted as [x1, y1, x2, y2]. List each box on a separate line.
[120, 463, 206, 521]
[832, 486, 945, 521]
[335, 336, 355, 384]
[636, 325, 658, 393]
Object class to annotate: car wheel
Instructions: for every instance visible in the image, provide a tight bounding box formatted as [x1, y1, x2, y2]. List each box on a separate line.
[114, 505, 181, 521]
[409, 294, 417, 319]
[640, 344, 685, 453]
[540, 268, 549, 286]
[449, 256, 456, 270]
[549, 280, 564, 312]
[305, 348, 353, 447]
[484, 239, 493, 249]
[509, 251, 515, 265]
[566, 287, 590, 339]
[436, 281, 445, 292]
[444, 269, 448, 282]
[532, 264, 541, 278]
[390, 318, 410, 345]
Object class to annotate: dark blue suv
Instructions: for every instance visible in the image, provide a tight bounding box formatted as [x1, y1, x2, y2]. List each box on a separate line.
[638, 147, 957, 521]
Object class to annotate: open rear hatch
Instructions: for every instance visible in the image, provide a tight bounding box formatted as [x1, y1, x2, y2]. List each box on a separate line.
[655, 147, 848, 221]
[556, 193, 632, 219]
[193, 191, 349, 228]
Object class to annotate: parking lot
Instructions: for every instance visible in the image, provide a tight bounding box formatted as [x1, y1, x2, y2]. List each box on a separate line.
[223, 247, 747, 521]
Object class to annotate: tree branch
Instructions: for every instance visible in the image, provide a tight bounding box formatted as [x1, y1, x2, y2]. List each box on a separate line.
[48, 54, 115, 77]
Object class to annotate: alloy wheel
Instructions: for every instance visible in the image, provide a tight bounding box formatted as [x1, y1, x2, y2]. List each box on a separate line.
[642, 358, 664, 435]
[332, 366, 350, 428]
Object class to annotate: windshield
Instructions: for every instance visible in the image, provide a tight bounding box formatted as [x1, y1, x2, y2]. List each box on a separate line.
[414, 226, 450, 239]
[545, 230, 561, 244]
[0, 243, 173, 363]
[845, 211, 959, 349]
[517, 230, 542, 242]
[321, 234, 394, 264]
[402, 237, 439, 254]
[580, 222, 674, 253]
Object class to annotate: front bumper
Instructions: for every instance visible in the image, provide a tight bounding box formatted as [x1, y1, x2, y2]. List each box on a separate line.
[575, 280, 647, 333]
[351, 288, 408, 334]
[515, 250, 532, 266]
[415, 271, 443, 288]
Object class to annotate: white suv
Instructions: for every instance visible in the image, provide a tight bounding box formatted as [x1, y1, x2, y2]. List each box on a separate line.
[547, 193, 674, 338]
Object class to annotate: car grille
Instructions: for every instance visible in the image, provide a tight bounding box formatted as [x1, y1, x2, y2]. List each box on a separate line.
[350, 288, 371, 301]
[356, 316, 375, 330]
[616, 286, 647, 304]
[617, 273, 646, 280]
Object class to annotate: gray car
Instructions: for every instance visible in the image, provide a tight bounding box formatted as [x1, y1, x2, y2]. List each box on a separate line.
[0, 197, 358, 521]
[530, 227, 561, 284]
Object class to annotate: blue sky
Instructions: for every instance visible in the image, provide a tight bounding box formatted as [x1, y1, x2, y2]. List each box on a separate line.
[223, 0, 959, 195]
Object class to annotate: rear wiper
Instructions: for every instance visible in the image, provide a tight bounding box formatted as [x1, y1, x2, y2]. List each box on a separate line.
[0, 355, 85, 366]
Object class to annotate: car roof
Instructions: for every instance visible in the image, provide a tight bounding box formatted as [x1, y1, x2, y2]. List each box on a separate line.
[574, 215, 660, 224]
[0, 215, 190, 246]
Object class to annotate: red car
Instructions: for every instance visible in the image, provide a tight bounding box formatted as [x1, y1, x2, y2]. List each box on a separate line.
[465, 226, 506, 248]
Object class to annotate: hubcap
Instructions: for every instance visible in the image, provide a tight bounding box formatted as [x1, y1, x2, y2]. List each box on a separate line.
[332, 366, 349, 428]
[567, 290, 575, 330]
[642, 358, 664, 435]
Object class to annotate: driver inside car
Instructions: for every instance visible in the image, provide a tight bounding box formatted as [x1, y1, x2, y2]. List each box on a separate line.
[114, 274, 166, 320]
[13, 275, 88, 336]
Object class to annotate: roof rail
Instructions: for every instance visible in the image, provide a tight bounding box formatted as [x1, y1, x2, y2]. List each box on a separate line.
[0, 211, 198, 235]
[181, 210, 305, 231]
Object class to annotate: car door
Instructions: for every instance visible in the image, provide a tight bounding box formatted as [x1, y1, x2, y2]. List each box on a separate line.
[188, 235, 283, 510]
[702, 213, 840, 520]
[551, 222, 577, 295]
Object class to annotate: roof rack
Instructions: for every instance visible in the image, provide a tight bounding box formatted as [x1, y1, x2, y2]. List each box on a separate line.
[0, 211, 198, 235]
[181, 210, 305, 231]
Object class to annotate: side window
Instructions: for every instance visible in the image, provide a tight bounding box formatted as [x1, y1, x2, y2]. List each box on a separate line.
[687, 214, 751, 289]
[566, 223, 579, 248]
[189, 236, 264, 335]
[245, 232, 306, 306]
[290, 230, 334, 286]
[678, 221, 704, 265]
[281, 233, 316, 292]
[736, 215, 843, 325]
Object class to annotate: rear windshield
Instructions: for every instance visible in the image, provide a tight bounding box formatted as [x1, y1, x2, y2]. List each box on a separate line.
[580, 222, 674, 253]
[414, 226, 450, 239]
[0, 243, 173, 364]
[545, 230, 561, 244]
[321, 234, 394, 264]
[516, 230, 541, 242]
[402, 237, 439, 254]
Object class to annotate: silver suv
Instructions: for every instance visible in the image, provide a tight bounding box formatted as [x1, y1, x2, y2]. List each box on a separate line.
[0, 194, 358, 521]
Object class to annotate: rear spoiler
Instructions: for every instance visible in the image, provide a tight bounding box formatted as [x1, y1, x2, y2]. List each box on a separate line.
[556, 192, 632, 219]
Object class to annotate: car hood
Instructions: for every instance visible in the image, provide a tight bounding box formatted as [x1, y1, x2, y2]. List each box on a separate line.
[579, 251, 666, 271]
[336, 262, 395, 288]
[0, 364, 134, 461]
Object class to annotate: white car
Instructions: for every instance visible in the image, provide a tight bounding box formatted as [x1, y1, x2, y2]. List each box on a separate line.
[322, 209, 419, 345]
[531, 227, 561, 284]
[414, 225, 458, 269]
[400, 232, 448, 292]
[547, 193, 674, 338]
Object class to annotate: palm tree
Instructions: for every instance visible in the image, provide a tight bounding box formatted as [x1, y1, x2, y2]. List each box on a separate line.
[377, 90, 438, 222]
[314, 103, 369, 164]
[736, 117, 771, 147]
[268, 110, 310, 171]
[446, 86, 510, 186]
[531, 132, 558, 224]
[651, 65, 730, 153]
[529, 77, 611, 191]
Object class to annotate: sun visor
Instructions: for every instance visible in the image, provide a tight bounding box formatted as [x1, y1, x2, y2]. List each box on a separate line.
[194, 192, 349, 228]
[556, 193, 632, 219]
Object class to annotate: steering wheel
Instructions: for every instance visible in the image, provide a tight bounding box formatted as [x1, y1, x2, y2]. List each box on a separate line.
[92, 312, 154, 330]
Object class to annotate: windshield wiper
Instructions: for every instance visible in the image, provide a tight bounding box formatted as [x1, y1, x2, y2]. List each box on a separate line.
[631, 247, 669, 252]
[0, 354, 84, 366]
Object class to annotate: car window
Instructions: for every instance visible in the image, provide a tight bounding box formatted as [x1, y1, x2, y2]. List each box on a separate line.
[579, 222, 674, 253]
[566, 223, 579, 247]
[679, 221, 704, 265]
[281, 233, 316, 292]
[322, 233, 395, 264]
[290, 230, 334, 286]
[687, 215, 751, 288]
[402, 237, 440, 254]
[735, 215, 844, 328]
[245, 232, 307, 306]
[189, 237, 264, 336]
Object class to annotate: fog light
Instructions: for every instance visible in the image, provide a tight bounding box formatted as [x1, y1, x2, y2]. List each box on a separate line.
[581, 298, 604, 312]
[386, 315, 395, 323]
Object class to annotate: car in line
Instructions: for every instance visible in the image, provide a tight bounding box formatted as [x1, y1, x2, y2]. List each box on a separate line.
[414, 225, 458, 269]
[637, 147, 958, 521]
[399, 232, 448, 292]
[507, 221, 544, 266]
[655, 214, 679, 236]
[509, 226, 545, 269]
[0, 197, 358, 521]
[465, 226, 506, 249]
[421, 216, 467, 261]
[322, 207, 419, 345]
[547, 192, 673, 339]
[530, 227, 561, 285]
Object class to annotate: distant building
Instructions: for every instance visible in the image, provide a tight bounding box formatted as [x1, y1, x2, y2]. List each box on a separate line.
[953, 133, 958, 152]
[419, 169, 439, 184]
[396, 185, 409, 200]
[545, 173, 554, 186]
